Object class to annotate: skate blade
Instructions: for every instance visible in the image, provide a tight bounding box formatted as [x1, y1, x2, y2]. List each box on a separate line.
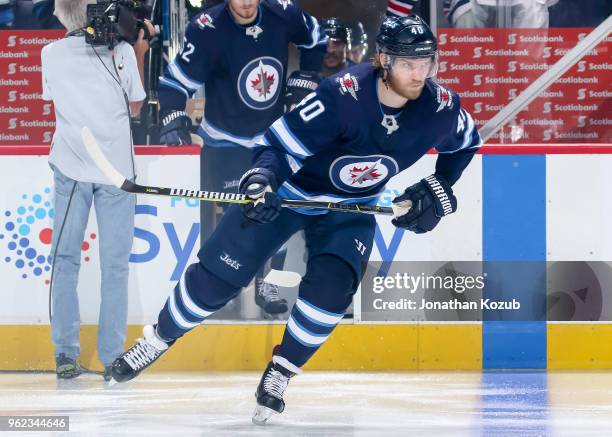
[252, 405, 276, 425]
[107, 378, 118, 387]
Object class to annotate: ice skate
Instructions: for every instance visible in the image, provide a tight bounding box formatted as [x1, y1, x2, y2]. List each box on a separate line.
[252, 356, 301, 425]
[110, 325, 170, 383]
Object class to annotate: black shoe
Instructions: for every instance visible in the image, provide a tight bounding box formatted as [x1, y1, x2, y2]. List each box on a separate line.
[55, 353, 83, 379]
[252, 357, 300, 425]
[255, 279, 288, 314]
[110, 325, 169, 383]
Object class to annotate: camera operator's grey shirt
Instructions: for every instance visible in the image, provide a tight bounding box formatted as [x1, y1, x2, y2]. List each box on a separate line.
[41, 37, 146, 184]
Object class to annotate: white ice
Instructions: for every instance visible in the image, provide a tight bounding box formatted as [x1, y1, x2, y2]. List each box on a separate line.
[1, 371, 612, 436]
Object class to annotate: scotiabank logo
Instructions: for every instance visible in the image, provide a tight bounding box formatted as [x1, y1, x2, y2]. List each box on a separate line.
[543, 129, 552, 141]
[473, 75, 482, 86]
[577, 61, 586, 72]
[438, 61, 448, 73]
[507, 33, 517, 45]
[8, 118, 17, 129]
[508, 89, 518, 100]
[474, 102, 482, 114]
[7, 35, 16, 47]
[508, 61, 518, 73]
[577, 88, 586, 100]
[8, 63, 16, 75]
[8, 91, 16, 102]
[577, 116, 587, 128]
[43, 131, 52, 143]
[439, 34, 447, 46]
[543, 47, 552, 59]
[473, 47, 482, 59]
[543, 102, 552, 114]
[42, 104, 52, 116]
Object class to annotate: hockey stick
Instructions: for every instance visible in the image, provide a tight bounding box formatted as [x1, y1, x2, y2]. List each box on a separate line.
[81, 127, 396, 216]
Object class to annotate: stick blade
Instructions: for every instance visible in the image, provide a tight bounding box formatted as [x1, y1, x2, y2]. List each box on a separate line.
[81, 126, 126, 188]
[264, 269, 302, 288]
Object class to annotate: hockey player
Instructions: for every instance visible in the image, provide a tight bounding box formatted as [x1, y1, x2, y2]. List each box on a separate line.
[320, 17, 352, 77]
[157, 0, 324, 149]
[158, 0, 325, 310]
[347, 21, 368, 64]
[111, 15, 481, 424]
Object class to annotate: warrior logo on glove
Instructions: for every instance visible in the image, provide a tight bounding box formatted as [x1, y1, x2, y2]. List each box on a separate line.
[392, 174, 457, 234]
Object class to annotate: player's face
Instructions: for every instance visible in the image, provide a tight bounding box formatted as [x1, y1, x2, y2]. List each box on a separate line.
[323, 39, 347, 69]
[228, 0, 259, 23]
[387, 56, 434, 100]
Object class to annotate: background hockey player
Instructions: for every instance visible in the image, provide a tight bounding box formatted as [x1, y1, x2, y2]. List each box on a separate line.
[347, 21, 369, 64]
[157, 0, 326, 313]
[320, 17, 352, 77]
[110, 14, 481, 425]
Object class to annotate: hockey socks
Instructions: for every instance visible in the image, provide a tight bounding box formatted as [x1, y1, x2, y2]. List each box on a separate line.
[278, 297, 344, 366]
[157, 262, 241, 341]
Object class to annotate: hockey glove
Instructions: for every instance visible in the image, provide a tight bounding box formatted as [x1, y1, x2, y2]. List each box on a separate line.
[284, 70, 321, 111]
[159, 109, 192, 146]
[392, 174, 457, 234]
[239, 168, 281, 224]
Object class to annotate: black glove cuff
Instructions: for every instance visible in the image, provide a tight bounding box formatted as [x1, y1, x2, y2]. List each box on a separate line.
[160, 110, 191, 127]
[239, 167, 277, 193]
[421, 174, 455, 217]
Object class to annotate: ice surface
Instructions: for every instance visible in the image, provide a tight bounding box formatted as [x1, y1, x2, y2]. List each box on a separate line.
[1, 371, 612, 436]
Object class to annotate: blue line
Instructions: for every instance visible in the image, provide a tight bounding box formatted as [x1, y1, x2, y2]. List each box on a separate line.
[482, 155, 547, 369]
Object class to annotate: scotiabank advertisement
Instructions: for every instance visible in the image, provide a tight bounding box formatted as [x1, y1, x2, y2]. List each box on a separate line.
[0, 31, 64, 145]
[436, 28, 611, 143]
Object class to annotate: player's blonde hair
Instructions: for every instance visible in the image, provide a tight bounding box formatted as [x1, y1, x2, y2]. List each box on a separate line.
[54, 0, 96, 32]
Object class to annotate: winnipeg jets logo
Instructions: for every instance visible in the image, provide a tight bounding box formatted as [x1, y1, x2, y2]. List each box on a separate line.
[238, 57, 283, 110]
[436, 85, 453, 112]
[196, 13, 215, 29]
[277, 0, 292, 9]
[381, 115, 399, 135]
[246, 25, 263, 39]
[349, 159, 383, 185]
[251, 61, 276, 98]
[329, 155, 399, 193]
[220, 252, 242, 270]
[337, 73, 359, 101]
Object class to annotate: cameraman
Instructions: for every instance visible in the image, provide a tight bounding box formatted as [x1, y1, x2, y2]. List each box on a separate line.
[41, 0, 154, 381]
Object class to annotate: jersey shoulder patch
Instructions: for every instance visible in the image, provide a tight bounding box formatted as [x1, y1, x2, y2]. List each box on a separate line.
[335, 72, 360, 101]
[330, 64, 375, 103]
[431, 80, 456, 113]
[191, 4, 226, 31]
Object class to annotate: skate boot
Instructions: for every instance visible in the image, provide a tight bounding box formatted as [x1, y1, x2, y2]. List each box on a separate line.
[252, 356, 301, 425]
[110, 325, 170, 383]
[255, 279, 288, 314]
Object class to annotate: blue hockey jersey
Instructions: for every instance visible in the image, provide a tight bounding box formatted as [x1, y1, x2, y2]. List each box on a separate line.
[158, 0, 325, 148]
[254, 63, 482, 214]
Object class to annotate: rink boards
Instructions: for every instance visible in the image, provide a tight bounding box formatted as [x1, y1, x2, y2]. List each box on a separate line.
[1, 145, 612, 371]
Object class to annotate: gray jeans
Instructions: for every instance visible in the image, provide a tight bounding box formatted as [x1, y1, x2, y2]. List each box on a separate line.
[50, 167, 135, 366]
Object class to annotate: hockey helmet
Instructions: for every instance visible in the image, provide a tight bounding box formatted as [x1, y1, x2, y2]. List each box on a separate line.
[376, 14, 438, 77]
